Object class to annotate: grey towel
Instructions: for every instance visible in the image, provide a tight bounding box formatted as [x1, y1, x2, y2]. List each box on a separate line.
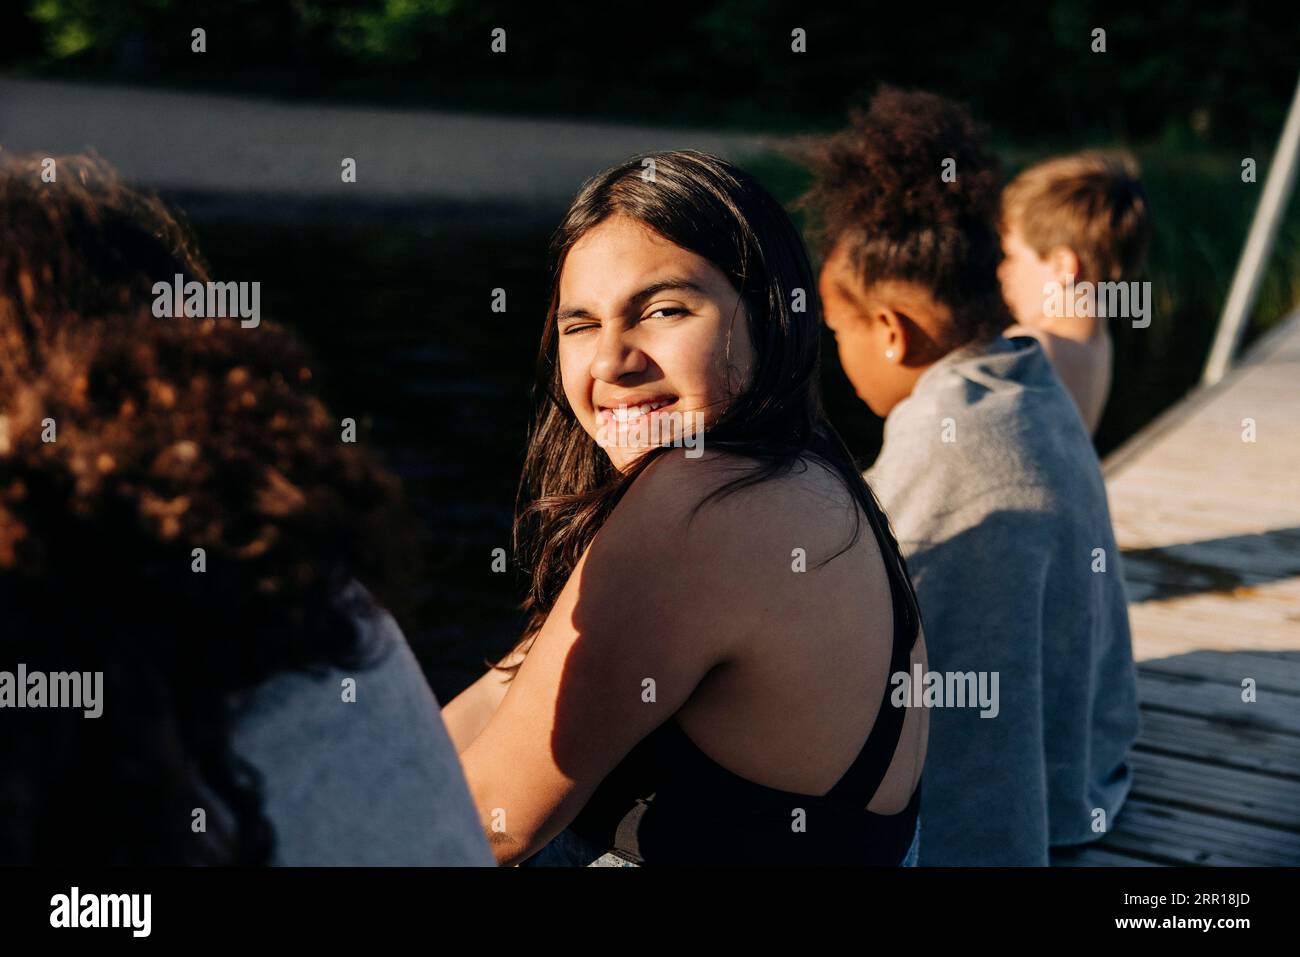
[865, 334, 1140, 866]
[226, 603, 495, 866]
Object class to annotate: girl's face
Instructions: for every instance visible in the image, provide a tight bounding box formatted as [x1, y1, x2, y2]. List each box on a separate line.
[818, 241, 942, 418]
[555, 214, 756, 471]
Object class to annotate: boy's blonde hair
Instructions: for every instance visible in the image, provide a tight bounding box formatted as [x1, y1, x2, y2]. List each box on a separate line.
[1000, 152, 1152, 283]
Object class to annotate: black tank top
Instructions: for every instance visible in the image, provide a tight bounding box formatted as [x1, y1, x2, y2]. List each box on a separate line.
[567, 479, 924, 866]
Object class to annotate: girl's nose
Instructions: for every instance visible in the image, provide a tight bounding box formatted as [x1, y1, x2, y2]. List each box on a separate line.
[589, 326, 647, 382]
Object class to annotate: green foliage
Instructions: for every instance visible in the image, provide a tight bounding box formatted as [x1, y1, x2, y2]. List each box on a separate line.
[328, 0, 461, 63]
[29, 0, 168, 57]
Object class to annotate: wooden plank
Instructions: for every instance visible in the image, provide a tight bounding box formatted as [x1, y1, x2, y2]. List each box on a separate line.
[1135, 710, 1300, 775]
[1125, 608, 1300, 656]
[1125, 399, 1300, 430]
[1115, 519, 1300, 552]
[1127, 580, 1300, 611]
[1076, 317, 1300, 865]
[1113, 499, 1300, 535]
[1158, 453, 1294, 476]
[1121, 571, 1300, 607]
[1139, 590, 1300, 622]
[1126, 750, 1300, 827]
[1136, 673, 1300, 735]
[1098, 798, 1300, 866]
[1126, 624, 1300, 658]
[1138, 651, 1300, 695]
[1122, 538, 1300, 582]
[1119, 427, 1300, 458]
[1051, 845, 1167, 867]
[1114, 449, 1300, 484]
[1127, 597, 1300, 637]
[1111, 468, 1300, 506]
[1098, 827, 1291, 867]
[1115, 518, 1300, 549]
[1112, 459, 1284, 492]
[1122, 568, 1300, 599]
[1119, 429, 1300, 463]
[1101, 311, 1300, 479]
[1123, 542, 1300, 582]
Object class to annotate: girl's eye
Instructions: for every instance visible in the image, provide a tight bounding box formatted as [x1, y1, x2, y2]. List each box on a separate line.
[562, 308, 685, 335]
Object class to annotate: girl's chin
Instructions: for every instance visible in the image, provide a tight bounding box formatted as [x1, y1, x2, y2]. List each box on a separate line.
[599, 447, 642, 473]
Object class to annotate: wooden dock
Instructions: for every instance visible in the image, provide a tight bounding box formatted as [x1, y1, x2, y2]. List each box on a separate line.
[1051, 310, 1300, 866]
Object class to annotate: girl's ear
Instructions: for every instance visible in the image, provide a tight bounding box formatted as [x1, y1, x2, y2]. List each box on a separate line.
[874, 306, 910, 363]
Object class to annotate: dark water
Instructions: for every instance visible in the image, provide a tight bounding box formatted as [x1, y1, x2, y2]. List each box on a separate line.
[195, 218, 1223, 703]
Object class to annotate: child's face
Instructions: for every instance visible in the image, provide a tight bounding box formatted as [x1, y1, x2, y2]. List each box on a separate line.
[555, 214, 755, 471]
[997, 224, 1058, 326]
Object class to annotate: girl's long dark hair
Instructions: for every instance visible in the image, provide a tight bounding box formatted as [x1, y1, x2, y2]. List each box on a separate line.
[0, 151, 415, 864]
[496, 150, 921, 672]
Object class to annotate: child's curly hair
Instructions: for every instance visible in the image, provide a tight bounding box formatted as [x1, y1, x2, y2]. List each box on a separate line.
[0, 151, 414, 864]
[795, 86, 1012, 345]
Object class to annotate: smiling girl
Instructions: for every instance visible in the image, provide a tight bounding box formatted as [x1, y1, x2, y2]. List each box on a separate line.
[443, 150, 929, 866]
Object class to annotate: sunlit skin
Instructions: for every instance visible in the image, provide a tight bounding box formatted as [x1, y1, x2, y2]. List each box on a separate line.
[554, 214, 756, 470]
[997, 223, 1111, 433]
[997, 225, 1078, 330]
[817, 241, 952, 418]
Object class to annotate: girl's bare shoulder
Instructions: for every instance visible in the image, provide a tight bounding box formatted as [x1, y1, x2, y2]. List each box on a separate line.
[612, 448, 866, 572]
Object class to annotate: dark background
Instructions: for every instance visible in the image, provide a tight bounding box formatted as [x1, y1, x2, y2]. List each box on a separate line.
[3, 1, 1297, 699]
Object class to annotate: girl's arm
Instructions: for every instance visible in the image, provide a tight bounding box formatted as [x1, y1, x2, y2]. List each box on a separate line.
[442, 647, 527, 754]
[458, 454, 752, 865]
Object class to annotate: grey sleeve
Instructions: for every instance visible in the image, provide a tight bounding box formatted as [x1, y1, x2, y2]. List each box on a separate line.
[906, 508, 1053, 866]
[867, 391, 1055, 864]
[227, 610, 495, 866]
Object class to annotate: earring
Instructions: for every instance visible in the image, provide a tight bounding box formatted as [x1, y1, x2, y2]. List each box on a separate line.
[885, 349, 895, 360]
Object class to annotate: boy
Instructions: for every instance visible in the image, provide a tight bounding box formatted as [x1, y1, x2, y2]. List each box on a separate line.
[798, 89, 1140, 865]
[997, 153, 1152, 434]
